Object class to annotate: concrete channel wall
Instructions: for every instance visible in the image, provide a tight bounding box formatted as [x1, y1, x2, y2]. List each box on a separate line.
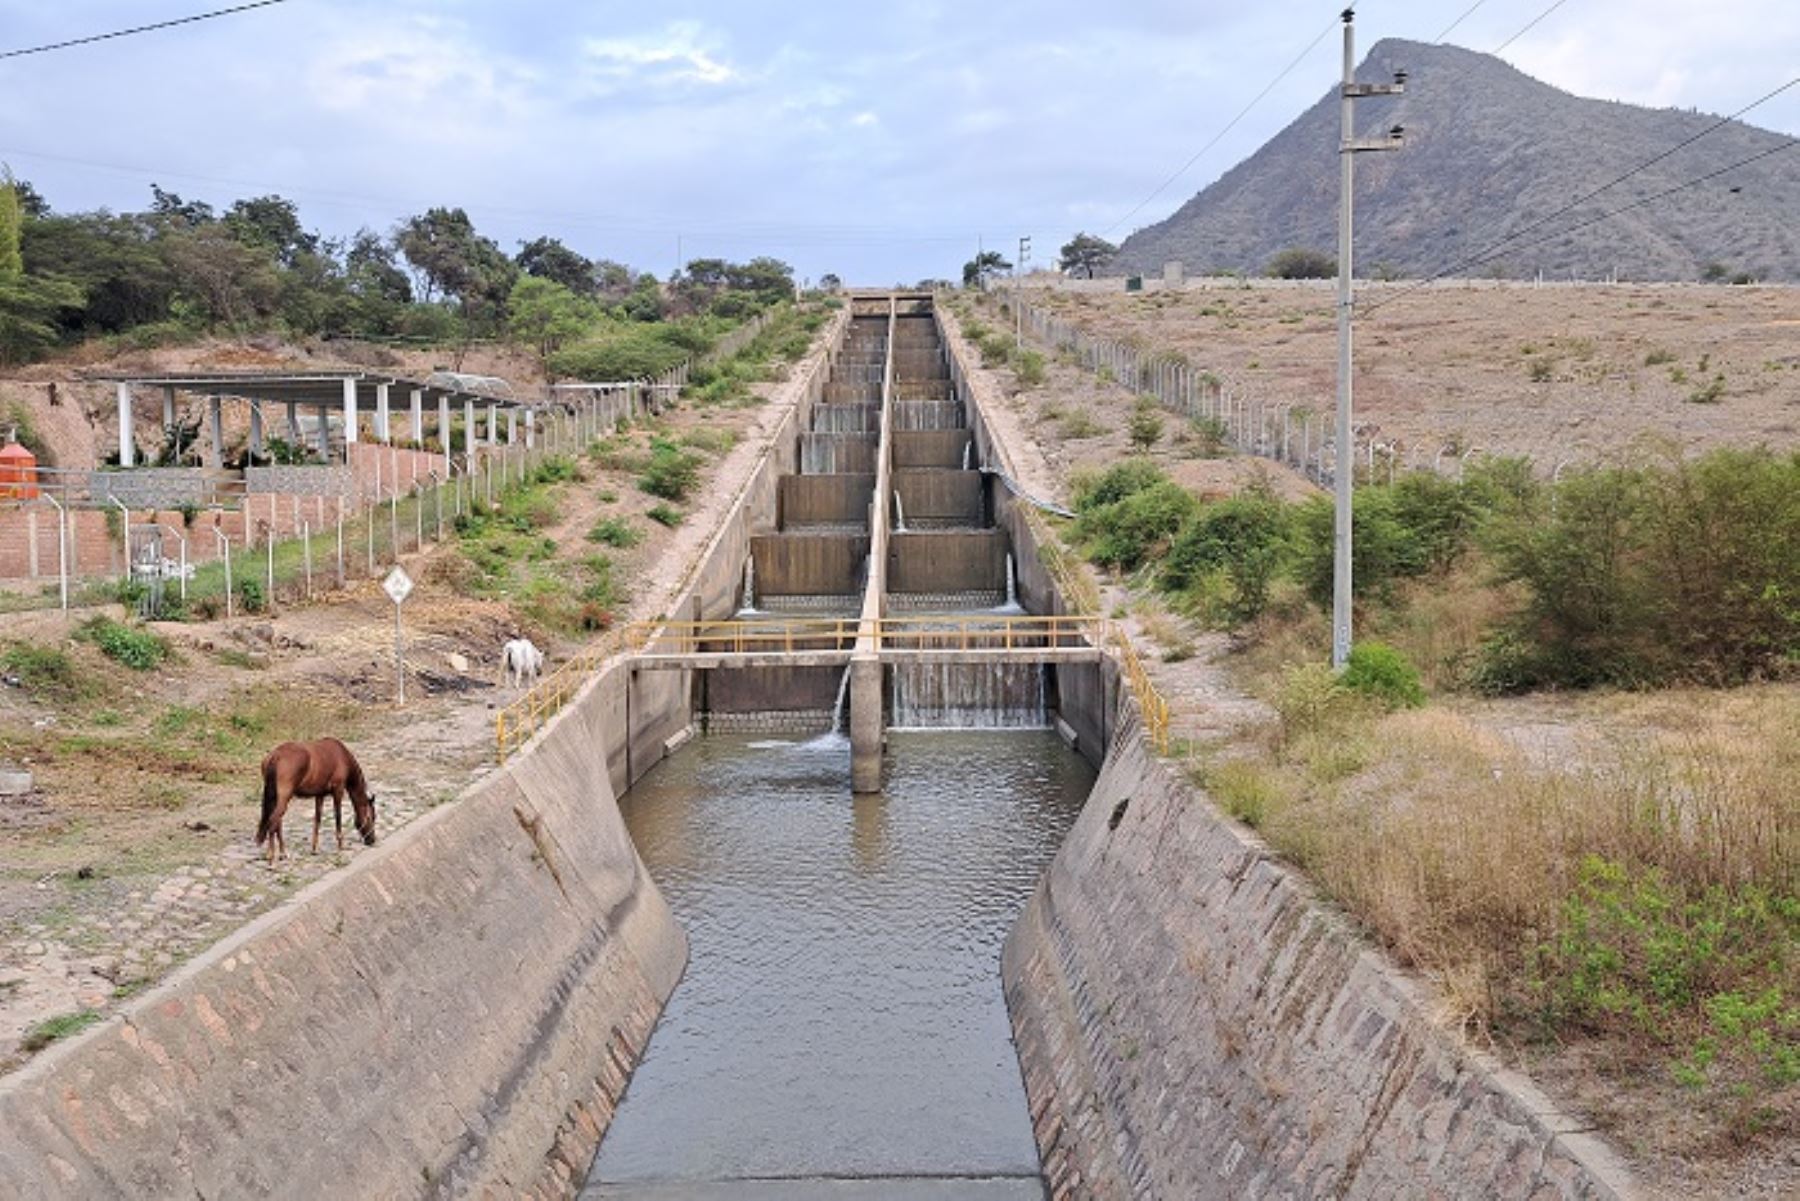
[928, 300, 1635, 1200]
[0, 656, 688, 1200]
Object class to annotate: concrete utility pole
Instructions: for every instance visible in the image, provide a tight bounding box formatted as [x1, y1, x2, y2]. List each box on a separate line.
[1015, 235, 1032, 348]
[1332, 6, 1404, 670]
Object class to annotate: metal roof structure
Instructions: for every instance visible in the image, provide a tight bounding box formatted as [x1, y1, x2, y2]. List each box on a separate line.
[91, 369, 533, 410]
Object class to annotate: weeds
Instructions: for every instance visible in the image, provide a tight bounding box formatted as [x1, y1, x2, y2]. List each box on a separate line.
[76, 619, 169, 672]
[20, 1010, 100, 1052]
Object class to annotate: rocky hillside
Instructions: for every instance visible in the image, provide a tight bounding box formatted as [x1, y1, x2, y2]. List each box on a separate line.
[1114, 39, 1800, 282]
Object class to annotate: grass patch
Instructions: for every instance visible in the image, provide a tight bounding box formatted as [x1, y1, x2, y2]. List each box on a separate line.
[21, 1010, 101, 1052]
[75, 619, 169, 671]
[0, 643, 89, 701]
[586, 516, 643, 548]
[646, 504, 683, 528]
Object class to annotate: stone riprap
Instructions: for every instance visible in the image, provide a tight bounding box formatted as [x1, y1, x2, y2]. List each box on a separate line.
[1002, 720, 1635, 1201]
[0, 660, 687, 1199]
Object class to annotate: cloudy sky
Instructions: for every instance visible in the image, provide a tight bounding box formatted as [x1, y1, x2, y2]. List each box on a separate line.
[1, 1, 1794, 284]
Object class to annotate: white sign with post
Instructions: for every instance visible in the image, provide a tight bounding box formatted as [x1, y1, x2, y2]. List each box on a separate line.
[384, 565, 413, 704]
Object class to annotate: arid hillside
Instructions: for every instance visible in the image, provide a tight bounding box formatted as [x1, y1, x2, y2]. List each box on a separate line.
[1025, 279, 1800, 466]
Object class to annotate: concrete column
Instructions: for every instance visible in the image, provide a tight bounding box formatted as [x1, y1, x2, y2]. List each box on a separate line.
[249, 401, 265, 461]
[286, 400, 301, 444]
[438, 396, 451, 453]
[850, 655, 883, 793]
[375, 383, 391, 443]
[160, 386, 176, 464]
[315, 404, 331, 459]
[410, 389, 424, 446]
[487, 404, 499, 445]
[206, 396, 224, 469]
[506, 409, 517, 446]
[464, 400, 476, 457]
[342, 378, 359, 447]
[116, 383, 135, 467]
[524, 409, 535, 449]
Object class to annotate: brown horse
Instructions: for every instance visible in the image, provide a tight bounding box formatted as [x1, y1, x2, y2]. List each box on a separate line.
[257, 738, 377, 865]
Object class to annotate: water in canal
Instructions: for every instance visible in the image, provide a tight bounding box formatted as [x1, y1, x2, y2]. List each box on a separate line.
[582, 730, 1095, 1199]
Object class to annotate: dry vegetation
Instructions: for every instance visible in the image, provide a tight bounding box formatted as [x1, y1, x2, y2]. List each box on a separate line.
[945, 291, 1799, 1196]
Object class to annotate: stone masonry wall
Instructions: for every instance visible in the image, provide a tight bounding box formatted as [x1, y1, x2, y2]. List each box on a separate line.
[1002, 719, 1635, 1201]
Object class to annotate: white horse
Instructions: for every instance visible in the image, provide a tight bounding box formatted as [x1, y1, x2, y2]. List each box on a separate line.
[502, 638, 544, 689]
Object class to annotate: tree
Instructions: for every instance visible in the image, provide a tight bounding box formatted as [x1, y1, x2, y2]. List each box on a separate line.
[819, 273, 843, 292]
[8, 177, 48, 218]
[1058, 233, 1118, 279]
[149, 184, 215, 229]
[223, 195, 317, 267]
[1265, 247, 1336, 280]
[507, 276, 594, 371]
[726, 256, 795, 304]
[0, 170, 21, 278]
[517, 236, 595, 293]
[162, 224, 281, 327]
[395, 207, 512, 304]
[1128, 397, 1165, 451]
[0, 172, 82, 364]
[22, 213, 175, 333]
[961, 250, 1011, 289]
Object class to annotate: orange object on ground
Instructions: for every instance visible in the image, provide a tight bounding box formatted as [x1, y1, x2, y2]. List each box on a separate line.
[0, 443, 38, 500]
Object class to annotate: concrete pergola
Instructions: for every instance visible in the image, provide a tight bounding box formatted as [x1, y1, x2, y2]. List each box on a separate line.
[98, 370, 536, 468]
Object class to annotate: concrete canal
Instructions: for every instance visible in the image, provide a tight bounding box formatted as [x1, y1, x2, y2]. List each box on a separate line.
[583, 732, 1094, 1198]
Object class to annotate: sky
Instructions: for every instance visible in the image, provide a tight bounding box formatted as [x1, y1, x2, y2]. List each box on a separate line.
[0, 1, 1795, 286]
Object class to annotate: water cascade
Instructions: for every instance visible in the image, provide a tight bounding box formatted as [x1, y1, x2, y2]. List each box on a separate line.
[1005, 553, 1017, 608]
[893, 491, 907, 533]
[890, 662, 1049, 729]
[739, 555, 757, 613]
[963, 441, 973, 471]
[830, 665, 852, 734]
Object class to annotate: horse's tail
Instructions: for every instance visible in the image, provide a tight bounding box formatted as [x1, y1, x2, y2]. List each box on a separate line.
[256, 760, 278, 845]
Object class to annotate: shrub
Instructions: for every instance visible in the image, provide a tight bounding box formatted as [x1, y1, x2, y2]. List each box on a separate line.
[1161, 486, 1291, 623]
[1188, 415, 1229, 458]
[77, 618, 168, 671]
[1013, 349, 1047, 388]
[1127, 398, 1165, 452]
[0, 644, 81, 699]
[586, 517, 643, 548]
[1057, 408, 1103, 439]
[238, 577, 267, 614]
[646, 504, 683, 527]
[1265, 247, 1336, 279]
[638, 441, 702, 501]
[1072, 460, 1167, 511]
[1294, 488, 1429, 607]
[1339, 641, 1425, 709]
[1074, 480, 1198, 572]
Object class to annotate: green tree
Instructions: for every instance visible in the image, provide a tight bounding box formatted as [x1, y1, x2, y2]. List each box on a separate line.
[962, 250, 1012, 289]
[161, 224, 281, 327]
[148, 184, 215, 229]
[1266, 247, 1337, 280]
[0, 172, 82, 364]
[507, 276, 594, 372]
[517, 236, 595, 293]
[223, 195, 317, 267]
[1058, 232, 1118, 279]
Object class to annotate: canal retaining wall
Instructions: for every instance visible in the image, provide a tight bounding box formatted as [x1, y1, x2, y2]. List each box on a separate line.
[1001, 718, 1634, 1200]
[0, 655, 688, 1199]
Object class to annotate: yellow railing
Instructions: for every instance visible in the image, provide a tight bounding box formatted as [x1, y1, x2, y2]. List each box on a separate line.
[1110, 626, 1171, 754]
[875, 613, 1103, 651]
[622, 616, 864, 656]
[494, 631, 626, 762]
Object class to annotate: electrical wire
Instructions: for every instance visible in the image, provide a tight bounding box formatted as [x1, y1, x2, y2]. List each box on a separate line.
[0, 1, 292, 61]
[1435, 1, 1490, 43]
[1364, 138, 1798, 316]
[1101, 13, 1343, 238]
[1493, 0, 1572, 55]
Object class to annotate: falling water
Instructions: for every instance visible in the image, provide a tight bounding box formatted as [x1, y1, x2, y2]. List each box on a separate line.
[893, 491, 907, 532]
[739, 555, 757, 614]
[962, 441, 973, 471]
[890, 662, 1048, 729]
[1005, 553, 1017, 608]
[830, 666, 853, 734]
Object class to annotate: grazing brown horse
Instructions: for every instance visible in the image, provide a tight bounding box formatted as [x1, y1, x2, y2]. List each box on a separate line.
[257, 738, 377, 865]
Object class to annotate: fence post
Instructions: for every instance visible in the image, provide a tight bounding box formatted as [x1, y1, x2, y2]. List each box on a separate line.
[303, 522, 312, 599]
[213, 528, 233, 620]
[367, 503, 375, 576]
[336, 512, 345, 588]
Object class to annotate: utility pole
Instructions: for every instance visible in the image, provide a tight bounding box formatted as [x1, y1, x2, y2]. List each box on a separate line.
[1332, 6, 1405, 670]
[1016, 235, 1032, 347]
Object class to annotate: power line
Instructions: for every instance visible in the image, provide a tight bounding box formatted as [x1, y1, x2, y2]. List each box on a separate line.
[1359, 75, 1799, 305]
[1365, 138, 1799, 316]
[1493, 0, 1573, 56]
[1435, 1, 1490, 43]
[1101, 13, 1342, 238]
[0, 1, 292, 61]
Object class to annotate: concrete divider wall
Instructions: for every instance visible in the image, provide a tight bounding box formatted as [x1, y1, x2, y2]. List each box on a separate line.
[893, 430, 972, 470]
[779, 474, 875, 526]
[1002, 718, 1633, 1201]
[893, 470, 983, 526]
[888, 529, 1006, 593]
[0, 656, 689, 1200]
[752, 532, 870, 596]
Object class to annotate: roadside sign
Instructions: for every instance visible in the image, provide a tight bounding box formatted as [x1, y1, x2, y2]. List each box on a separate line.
[383, 565, 414, 606]
[384, 566, 413, 704]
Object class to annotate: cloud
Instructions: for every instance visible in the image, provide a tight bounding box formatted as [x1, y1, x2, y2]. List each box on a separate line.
[579, 21, 739, 93]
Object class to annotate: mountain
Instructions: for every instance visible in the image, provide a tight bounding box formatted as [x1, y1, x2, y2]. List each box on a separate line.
[1111, 39, 1800, 282]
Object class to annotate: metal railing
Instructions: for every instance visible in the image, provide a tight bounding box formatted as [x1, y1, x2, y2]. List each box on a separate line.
[876, 613, 1102, 651]
[493, 632, 629, 762]
[623, 616, 864, 656]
